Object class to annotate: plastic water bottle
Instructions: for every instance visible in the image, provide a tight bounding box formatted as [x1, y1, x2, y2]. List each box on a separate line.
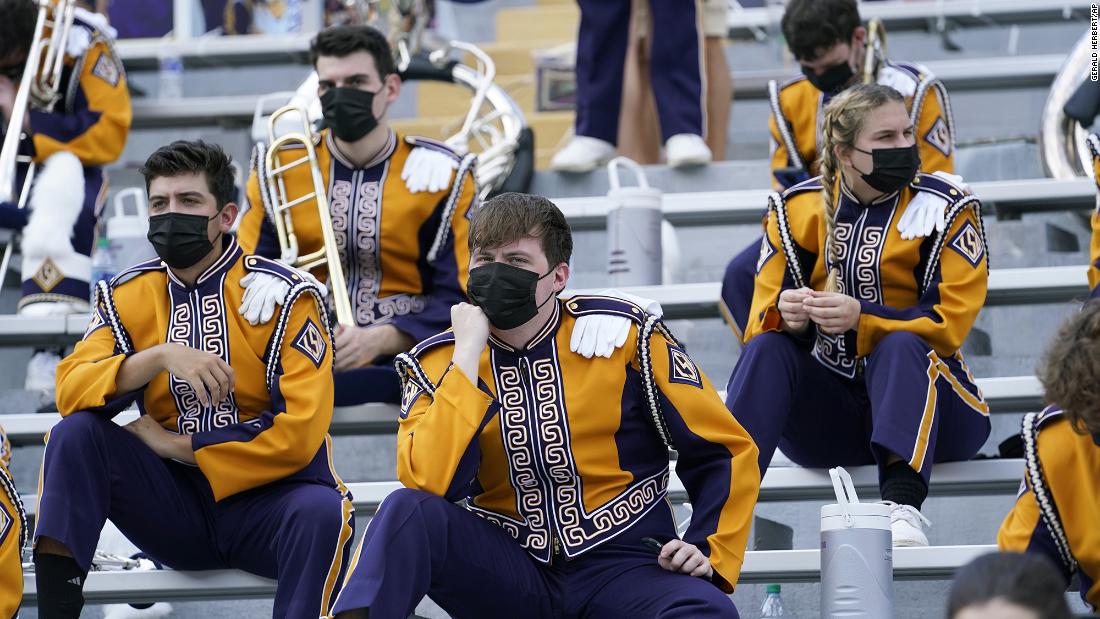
[761, 584, 786, 617]
[90, 236, 116, 303]
[157, 43, 183, 100]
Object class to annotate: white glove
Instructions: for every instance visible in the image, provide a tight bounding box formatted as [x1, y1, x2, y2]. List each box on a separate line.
[239, 272, 290, 326]
[240, 269, 329, 326]
[569, 289, 664, 359]
[402, 146, 458, 194]
[896, 171, 970, 241]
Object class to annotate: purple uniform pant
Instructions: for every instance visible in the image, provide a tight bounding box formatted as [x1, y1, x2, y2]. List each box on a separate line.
[331, 488, 739, 618]
[574, 0, 704, 144]
[35, 411, 354, 619]
[719, 239, 760, 339]
[724, 331, 990, 483]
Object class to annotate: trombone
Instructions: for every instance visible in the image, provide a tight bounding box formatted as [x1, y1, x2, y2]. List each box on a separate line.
[261, 106, 355, 327]
[862, 18, 887, 85]
[0, 0, 77, 289]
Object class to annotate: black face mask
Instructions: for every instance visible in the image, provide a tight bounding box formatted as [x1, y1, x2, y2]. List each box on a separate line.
[147, 212, 221, 270]
[852, 144, 921, 194]
[803, 61, 854, 95]
[467, 262, 556, 330]
[321, 87, 381, 142]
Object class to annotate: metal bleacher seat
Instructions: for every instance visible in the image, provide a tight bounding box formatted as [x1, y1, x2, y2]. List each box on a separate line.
[21, 544, 999, 604]
[122, 54, 1065, 128]
[0, 375, 1045, 447]
[557, 178, 1097, 229]
[18, 457, 1025, 522]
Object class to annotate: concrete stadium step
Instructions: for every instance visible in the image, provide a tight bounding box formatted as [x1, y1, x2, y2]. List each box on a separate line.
[493, 4, 578, 45]
[19, 544, 998, 605]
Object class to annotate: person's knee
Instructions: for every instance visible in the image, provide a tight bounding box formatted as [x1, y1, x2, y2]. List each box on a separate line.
[741, 332, 799, 366]
[656, 583, 739, 618]
[284, 486, 347, 539]
[874, 331, 929, 357]
[47, 411, 108, 448]
[377, 487, 447, 520]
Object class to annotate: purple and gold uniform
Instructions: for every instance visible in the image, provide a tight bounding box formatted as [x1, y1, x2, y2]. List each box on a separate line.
[0, 423, 26, 617]
[725, 173, 991, 481]
[36, 238, 354, 618]
[1086, 134, 1100, 297]
[239, 130, 477, 403]
[332, 297, 760, 617]
[999, 407, 1100, 610]
[721, 60, 956, 339]
[2, 8, 131, 310]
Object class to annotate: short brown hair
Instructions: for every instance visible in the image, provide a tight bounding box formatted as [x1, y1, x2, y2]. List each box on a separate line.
[781, 0, 862, 62]
[468, 192, 572, 268]
[1038, 300, 1100, 433]
[141, 140, 236, 210]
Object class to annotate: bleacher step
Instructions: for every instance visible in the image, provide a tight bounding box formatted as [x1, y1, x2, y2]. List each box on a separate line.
[19, 545, 998, 604]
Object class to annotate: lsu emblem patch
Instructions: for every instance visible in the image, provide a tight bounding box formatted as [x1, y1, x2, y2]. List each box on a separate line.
[756, 235, 777, 274]
[667, 343, 703, 389]
[83, 308, 106, 340]
[92, 53, 121, 87]
[291, 318, 327, 368]
[924, 117, 952, 157]
[399, 379, 424, 419]
[949, 220, 984, 268]
[0, 498, 11, 549]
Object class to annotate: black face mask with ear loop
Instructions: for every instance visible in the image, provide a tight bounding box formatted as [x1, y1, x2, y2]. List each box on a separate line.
[321, 87, 382, 142]
[803, 61, 855, 95]
[147, 211, 223, 270]
[851, 144, 921, 195]
[466, 262, 556, 330]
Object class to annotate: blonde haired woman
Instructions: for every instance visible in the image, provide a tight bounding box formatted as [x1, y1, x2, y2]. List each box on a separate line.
[724, 84, 990, 546]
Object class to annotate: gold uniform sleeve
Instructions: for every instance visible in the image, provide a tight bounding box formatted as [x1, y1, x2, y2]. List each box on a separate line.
[192, 294, 335, 500]
[914, 85, 955, 175]
[856, 208, 987, 357]
[396, 354, 496, 500]
[644, 326, 760, 592]
[55, 311, 128, 415]
[31, 41, 131, 166]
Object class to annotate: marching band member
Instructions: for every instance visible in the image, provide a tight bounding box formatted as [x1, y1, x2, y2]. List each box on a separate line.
[998, 302, 1100, 611]
[34, 141, 353, 619]
[1086, 133, 1100, 298]
[725, 84, 990, 547]
[331, 192, 759, 618]
[237, 24, 478, 406]
[719, 0, 956, 340]
[0, 0, 131, 387]
[0, 422, 25, 617]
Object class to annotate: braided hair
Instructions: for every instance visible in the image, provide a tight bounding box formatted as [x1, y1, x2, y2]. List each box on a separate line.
[818, 84, 905, 292]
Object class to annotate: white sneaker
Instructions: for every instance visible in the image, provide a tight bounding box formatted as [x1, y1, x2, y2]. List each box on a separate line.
[665, 133, 712, 169]
[550, 136, 616, 173]
[25, 350, 61, 391]
[883, 501, 931, 547]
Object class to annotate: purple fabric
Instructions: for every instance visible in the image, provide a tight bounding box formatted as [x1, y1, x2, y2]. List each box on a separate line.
[334, 365, 402, 405]
[720, 240, 760, 338]
[725, 331, 990, 483]
[574, 0, 703, 143]
[35, 411, 353, 618]
[332, 488, 739, 618]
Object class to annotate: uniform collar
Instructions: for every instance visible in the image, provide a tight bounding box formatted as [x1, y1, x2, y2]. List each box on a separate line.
[839, 180, 900, 208]
[165, 236, 242, 291]
[326, 128, 397, 170]
[488, 300, 563, 354]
